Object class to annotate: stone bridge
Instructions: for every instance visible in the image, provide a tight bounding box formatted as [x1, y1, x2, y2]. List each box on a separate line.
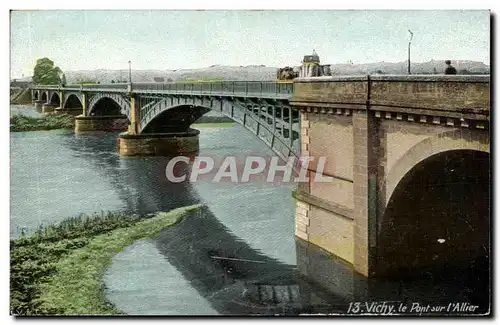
[31, 75, 490, 287]
[291, 75, 490, 283]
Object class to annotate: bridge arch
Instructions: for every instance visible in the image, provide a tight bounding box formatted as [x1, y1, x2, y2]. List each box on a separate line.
[63, 93, 83, 109]
[33, 90, 39, 100]
[41, 91, 48, 103]
[384, 128, 489, 209]
[88, 93, 131, 119]
[141, 104, 210, 133]
[139, 98, 300, 162]
[377, 128, 490, 277]
[49, 92, 61, 106]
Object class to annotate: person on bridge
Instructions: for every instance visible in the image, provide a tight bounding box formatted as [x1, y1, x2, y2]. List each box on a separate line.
[444, 60, 457, 75]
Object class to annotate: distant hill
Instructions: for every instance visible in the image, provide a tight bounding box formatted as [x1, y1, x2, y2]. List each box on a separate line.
[328, 60, 490, 75]
[18, 60, 489, 84]
[64, 65, 279, 84]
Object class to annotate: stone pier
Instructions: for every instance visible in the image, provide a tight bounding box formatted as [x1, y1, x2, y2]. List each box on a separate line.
[118, 128, 200, 157]
[33, 100, 43, 111]
[74, 115, 129, 133]
[41, 103, 58, 113]
[54, 107, 83, 116]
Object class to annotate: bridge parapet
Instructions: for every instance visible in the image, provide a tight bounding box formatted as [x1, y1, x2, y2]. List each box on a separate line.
[292, 75, 490, 120]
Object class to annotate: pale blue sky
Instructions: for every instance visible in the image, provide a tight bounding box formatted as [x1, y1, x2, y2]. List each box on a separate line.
[10, 10, 490, 78]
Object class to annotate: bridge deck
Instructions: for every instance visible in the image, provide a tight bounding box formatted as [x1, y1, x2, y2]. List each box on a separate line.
[31, 81, 294, 100]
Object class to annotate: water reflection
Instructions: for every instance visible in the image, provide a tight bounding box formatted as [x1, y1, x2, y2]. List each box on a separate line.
[104, 200, 489, 316]
[10, 129, 201, 238]
[63, 132, 201, 215]
[11, 130, 125, 237]
[297, 238, 489, 315]
[105, 206, 347, 315]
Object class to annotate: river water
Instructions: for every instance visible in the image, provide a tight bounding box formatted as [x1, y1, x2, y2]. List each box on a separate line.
[10, 105, 490, 315]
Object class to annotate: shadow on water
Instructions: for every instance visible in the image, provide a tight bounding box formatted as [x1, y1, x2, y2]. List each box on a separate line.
[152, 205, 489, 315]
[297, 239, 490, 315]
[62, 131, 201, 215]
[153, 205, 347, 315]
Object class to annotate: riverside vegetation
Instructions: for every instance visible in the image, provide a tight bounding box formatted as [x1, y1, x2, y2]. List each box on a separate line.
[10, 114, 74, 132]
[10, 113, 234, 133]
[10, 205, 201, 315]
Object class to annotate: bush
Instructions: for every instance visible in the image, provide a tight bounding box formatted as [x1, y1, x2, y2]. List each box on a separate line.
[10, 114, 74, 132]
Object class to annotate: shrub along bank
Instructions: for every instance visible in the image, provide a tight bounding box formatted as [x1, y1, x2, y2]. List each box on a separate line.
[10, 114, 74, 132]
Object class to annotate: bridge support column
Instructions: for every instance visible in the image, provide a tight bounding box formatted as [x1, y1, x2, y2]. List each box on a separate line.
[74, 115, 129, 133]
[33, 100, 43, 111]
[292, 109, 381, 299]
[128, 95, 140, 135]
[352, 110, 379, 277]
[58, 91, 65, 110]
[118, 129, 200, 157]
[81, 93, 88, 116]
[41, 103, 58, 113]
[31, 90, 37, 104]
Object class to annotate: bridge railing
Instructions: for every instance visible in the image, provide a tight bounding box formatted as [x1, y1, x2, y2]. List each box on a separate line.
[31, 84, 60, 90]
[81, 84, 129, 90]
[30, 84, 129, 91]
[31, 81, 294, 98]
[131, 81, 293, 98]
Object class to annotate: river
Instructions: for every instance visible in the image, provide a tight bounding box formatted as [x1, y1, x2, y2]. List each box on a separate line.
[10, 104, 490, 315]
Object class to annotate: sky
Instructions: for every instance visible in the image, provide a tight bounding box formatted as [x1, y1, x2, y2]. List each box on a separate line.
[10, 10, 490, 78]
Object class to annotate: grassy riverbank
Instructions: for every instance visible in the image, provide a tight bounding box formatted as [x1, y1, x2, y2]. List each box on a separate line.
[10, 114, 74, 132]
[10, 205, 201, 315]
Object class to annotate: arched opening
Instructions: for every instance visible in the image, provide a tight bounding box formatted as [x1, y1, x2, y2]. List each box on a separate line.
[41, 92, 47, 102]
[49, 93, 61, 106]
[33, 91, 39, 100]
[378, 150, 490, 279]
[142, 105, 210, 133]
[64, 94, 83, 109]
[90, 97, 123, 116]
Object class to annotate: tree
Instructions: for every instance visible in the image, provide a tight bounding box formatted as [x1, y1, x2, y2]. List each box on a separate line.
[33, 58, 62, 85]
[61, 73, 67, 86]
[111, 80, 115, 83]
